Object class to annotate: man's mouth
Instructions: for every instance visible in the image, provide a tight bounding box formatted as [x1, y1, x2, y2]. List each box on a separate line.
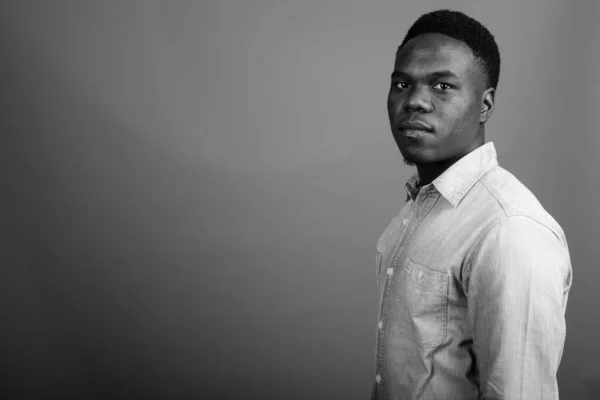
[400, 129, 427, 140]
[397, 120, 433, 132]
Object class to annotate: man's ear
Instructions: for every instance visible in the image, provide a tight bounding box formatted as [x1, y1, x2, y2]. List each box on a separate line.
[480, 87, 495, 123]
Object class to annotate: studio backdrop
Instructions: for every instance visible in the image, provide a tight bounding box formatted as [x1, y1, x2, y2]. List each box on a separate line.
[2, 0, 599, 399]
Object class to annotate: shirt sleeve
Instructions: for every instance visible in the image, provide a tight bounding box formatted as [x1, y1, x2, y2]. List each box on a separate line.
[465, 215, 572, 400]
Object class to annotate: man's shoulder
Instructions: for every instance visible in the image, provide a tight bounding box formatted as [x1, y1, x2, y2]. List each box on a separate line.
[473, 165, 566, 244]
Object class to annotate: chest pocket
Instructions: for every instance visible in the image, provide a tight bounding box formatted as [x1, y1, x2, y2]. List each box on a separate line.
[394, 259, 449, 348]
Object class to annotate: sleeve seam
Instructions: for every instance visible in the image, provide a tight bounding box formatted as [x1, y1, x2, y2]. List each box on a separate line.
[462, 214, 566, 292]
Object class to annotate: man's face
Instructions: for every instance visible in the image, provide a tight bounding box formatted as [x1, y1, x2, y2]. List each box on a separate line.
[387, 33, 489, 166]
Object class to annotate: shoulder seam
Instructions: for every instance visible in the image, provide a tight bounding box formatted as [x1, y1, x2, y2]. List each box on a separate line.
[479, 172, 509, 216]
[464, 214, 566, 272]
[503, 212, 566, 246]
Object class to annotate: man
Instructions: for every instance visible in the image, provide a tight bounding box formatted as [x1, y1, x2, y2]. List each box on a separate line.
[372, 9, 572, 400]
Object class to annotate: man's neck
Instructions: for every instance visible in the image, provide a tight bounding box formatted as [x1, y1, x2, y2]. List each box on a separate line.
[415, 137, 486, 186]
[415, 160, 455, 187]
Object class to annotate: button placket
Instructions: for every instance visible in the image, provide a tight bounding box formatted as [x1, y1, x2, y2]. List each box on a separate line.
[374, 190, 441, 399]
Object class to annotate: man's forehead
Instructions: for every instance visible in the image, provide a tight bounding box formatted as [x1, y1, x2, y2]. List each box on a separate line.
[394, 33, 479, 77]
[397, 33, 475, 60]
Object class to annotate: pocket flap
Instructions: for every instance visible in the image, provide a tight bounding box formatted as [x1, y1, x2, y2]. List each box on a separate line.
[403, 259, 449, 296]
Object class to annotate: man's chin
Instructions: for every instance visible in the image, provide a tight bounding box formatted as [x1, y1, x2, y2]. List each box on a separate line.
[400, 148, 436, 166]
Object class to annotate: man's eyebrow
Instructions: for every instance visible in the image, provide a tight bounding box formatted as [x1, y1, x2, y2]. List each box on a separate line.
[391, 70, 459, 79]
[428, 70, 459, 79]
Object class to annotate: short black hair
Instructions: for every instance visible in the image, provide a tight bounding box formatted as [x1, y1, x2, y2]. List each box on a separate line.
[398, 9, 500, 90]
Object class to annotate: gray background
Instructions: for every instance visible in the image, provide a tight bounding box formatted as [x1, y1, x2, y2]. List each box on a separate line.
[2, 0, 599, 399]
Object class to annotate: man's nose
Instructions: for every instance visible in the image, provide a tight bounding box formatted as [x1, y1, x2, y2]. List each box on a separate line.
[403, 86, 433, 113]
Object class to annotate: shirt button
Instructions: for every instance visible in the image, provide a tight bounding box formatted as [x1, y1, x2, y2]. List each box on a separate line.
[378, 320, 383, 330]
[376, 374, 381, 384]
[386, 267, 394, 277]
[402, 218, 408, 225]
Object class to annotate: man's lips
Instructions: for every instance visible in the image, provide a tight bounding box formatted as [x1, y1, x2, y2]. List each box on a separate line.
[397, 120, 433, 132]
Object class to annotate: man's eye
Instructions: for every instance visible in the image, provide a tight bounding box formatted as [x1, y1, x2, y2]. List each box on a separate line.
[433, 82, 452, 90]
[394, 81, 410, 89]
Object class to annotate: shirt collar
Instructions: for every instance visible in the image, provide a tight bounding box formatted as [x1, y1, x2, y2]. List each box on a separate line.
[405, 142, 498, 207]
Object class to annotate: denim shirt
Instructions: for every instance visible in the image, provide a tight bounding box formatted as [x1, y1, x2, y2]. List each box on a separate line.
[371, 142, 572, 400]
